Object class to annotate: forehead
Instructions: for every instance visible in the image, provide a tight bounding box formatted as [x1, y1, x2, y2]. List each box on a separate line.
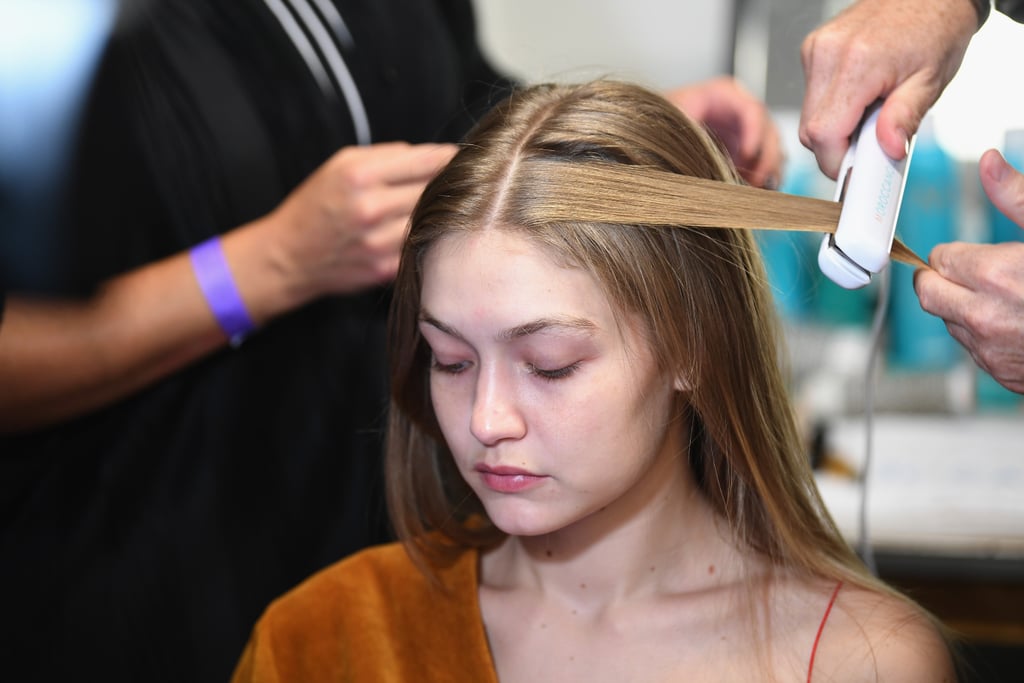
[420, 230, 612, 329]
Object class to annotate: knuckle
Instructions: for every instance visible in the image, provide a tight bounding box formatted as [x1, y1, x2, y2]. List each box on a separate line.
[801, 118, 828, 146]
[915, 283, 936, 313]
[802, 29, 848, 65]
[799, 34, 815, 64]
[797, 125, 814, 151]
[928, 244, 951, 273]
[961, 302, 1003, 342]
[975, 258, 1013, 293]
[975, 345, 1002, 373]
[961, 308, 986, 337]
[341, 166, 373, 191]
[331, 152, 373, 189]
[835, 35, 874, 69]
[366, 255, 399, 284]
[348, 196, 384, 226]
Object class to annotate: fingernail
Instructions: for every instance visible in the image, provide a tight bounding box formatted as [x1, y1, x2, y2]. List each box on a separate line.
[990, 152, 1010, 182]
[898, 128, 910, 158]
[764, 174, 779, 191]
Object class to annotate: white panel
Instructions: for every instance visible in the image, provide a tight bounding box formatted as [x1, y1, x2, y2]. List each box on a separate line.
[473, 0, 732, 89]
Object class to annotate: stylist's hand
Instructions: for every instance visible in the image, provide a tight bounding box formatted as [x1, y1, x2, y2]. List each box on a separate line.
[258, 141, 456, 303]
[666, 76, 782, 189]
[914, 150, 1024, 394]
[799, 0, 977, 178]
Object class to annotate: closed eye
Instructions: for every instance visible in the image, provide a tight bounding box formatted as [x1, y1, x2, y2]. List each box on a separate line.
[431, 358, 471, 375]
[528, 361, 581, 381]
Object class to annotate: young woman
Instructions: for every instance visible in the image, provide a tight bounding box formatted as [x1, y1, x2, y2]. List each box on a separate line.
[232, 80, 956, 682]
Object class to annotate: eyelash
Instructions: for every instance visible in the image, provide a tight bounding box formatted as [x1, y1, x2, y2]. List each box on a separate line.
[430, 359, 469, 375]
[528, 362, 581, 381]
[429, 359, 581, 381]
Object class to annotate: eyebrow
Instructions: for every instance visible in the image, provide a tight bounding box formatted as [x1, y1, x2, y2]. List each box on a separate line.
[418, 310, 597, 343]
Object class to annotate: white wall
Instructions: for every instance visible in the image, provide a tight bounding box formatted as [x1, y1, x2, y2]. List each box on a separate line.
[932, 11, 1024, 162]
[472, 0, 733, 90]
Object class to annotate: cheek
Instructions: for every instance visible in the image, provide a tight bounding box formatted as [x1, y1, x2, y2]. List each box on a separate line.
[569, 379, 675, 458]
[533, 388, 628, 469]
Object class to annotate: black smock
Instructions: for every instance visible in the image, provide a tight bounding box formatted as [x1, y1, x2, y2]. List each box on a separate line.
[994, 0, 1024, 21]
[0, 1, 510, 681]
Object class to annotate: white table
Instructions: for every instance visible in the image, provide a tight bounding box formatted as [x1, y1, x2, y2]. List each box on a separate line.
[815, 414, 1024, 559]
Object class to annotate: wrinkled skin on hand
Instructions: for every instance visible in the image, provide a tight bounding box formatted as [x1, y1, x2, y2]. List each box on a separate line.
[915, 149, 1024, 394]
[799, 0, 976, 178]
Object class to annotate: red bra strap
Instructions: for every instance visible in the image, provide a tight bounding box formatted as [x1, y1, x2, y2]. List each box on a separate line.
[807, 581, 843, 683]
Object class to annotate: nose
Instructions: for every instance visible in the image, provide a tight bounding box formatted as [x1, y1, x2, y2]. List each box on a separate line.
[469, 364, 526, 446]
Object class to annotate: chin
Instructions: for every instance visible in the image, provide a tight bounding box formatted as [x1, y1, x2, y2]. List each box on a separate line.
[481, 499, 569, 536]
[480, 498, 579, 538]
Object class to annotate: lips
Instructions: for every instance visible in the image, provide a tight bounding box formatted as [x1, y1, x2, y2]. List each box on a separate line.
[474, 464, 547, 493]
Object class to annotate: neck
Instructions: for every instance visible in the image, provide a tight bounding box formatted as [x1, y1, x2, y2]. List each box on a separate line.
[481, 440, 745, 612]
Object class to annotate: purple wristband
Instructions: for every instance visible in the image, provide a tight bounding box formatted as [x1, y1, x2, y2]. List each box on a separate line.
[189, 236, 255, 347]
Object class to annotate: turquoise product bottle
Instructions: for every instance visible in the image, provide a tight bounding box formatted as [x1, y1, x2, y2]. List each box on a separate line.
[782, 156, 873, 328]
[887, 118, 962, 370]
[989, 129, 1024, 243]
[758, 161, 820, 322]
[755, 230, 813, 322]
[813, 270, 876, 327]
[975, 367, 1023, 411]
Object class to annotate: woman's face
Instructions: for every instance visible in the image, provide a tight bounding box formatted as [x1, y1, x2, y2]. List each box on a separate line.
[418, 229, 684, 537]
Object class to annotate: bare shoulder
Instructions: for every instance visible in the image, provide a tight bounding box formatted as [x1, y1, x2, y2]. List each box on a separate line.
[808, 582, 957, 682]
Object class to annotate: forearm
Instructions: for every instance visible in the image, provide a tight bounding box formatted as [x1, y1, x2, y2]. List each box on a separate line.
[0, 139, 452, 433]
[0, 217, 305, 433]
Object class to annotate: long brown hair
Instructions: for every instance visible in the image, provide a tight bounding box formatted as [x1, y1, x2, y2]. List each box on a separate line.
[387, 79, 867, 587]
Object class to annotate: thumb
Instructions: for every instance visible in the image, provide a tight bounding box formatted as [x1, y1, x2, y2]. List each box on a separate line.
[980, 148, 1024, 232]
[876, 79, 939, 161]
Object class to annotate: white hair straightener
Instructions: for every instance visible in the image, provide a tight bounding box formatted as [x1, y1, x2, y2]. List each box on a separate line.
[547, 116, 928, 273]
[817, 103, 915, 289]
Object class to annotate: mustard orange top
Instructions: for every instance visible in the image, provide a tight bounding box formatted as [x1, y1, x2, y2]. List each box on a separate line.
[231, 542, 497, 683]
[232, 542, 844, 682]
